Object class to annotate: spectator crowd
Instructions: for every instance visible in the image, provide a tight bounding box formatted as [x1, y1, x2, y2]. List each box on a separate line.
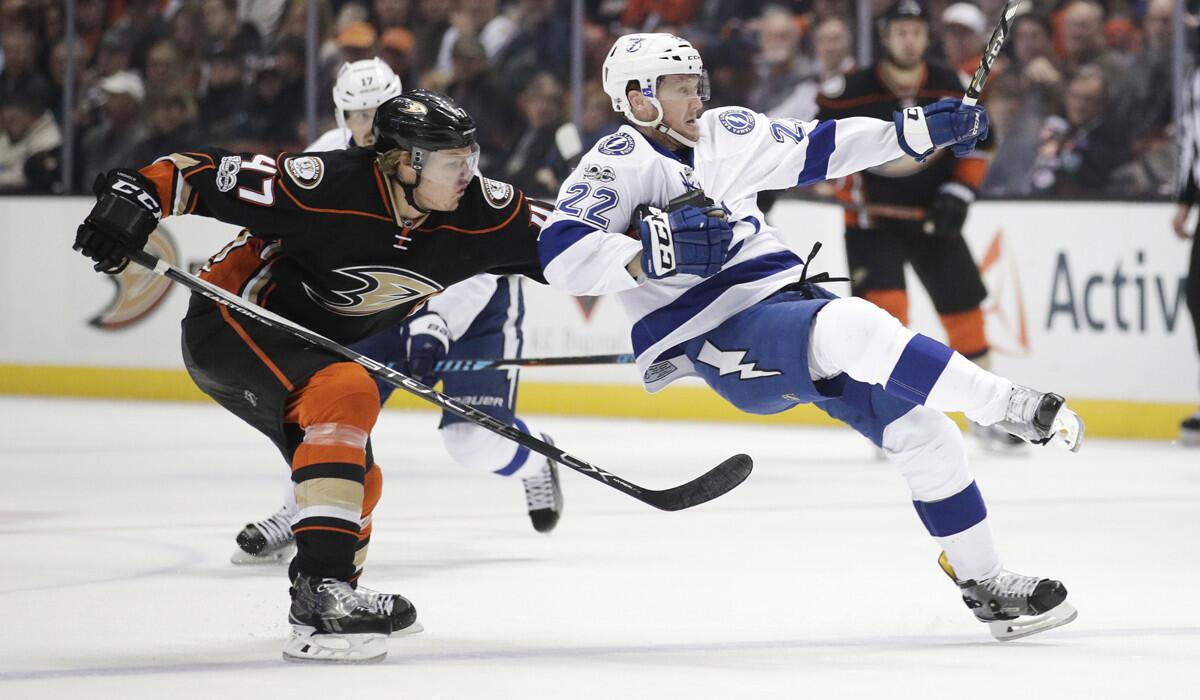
[0, 0, 1195, 200]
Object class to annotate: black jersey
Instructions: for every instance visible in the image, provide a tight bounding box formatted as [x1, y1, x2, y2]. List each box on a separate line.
[815, 63, 991, 206]
[138, 147, 547, 344]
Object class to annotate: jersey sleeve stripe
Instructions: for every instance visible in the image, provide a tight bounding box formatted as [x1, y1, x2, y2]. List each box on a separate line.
[538, 219, 598, 267]
[797, 120, 838, 186]
[276, 174, 394, 222]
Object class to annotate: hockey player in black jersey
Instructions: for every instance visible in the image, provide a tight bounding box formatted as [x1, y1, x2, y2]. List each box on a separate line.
[72, 89, 549, 663]
[817, 0, 1021, 452]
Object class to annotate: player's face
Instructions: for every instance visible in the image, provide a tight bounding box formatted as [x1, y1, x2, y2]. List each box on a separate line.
[345, 107, 378, 147]
[657, 73, 707, 144]
[413, 144, 480, 210]
[882, 19, 929, 70]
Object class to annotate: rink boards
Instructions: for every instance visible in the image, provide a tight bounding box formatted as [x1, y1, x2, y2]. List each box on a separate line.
[0, 196, 1194, 438]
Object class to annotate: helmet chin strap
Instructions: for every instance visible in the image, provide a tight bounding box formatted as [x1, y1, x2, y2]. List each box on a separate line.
[399, 147, 433, 216]
[626, 98, 697, 148]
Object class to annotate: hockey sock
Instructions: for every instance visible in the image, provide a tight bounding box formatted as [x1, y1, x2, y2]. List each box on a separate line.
[914, 481, 1001, 582]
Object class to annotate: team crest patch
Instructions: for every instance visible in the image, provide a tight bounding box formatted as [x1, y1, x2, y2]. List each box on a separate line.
[395, 97, 428, 115]
[598, 132, 636, 156]
[284, 156, 325, 189]
[481, 177, 514, 208]
[216, 156, 241, 192]
[625, 38, 644, 52]
[718, 109, 756, 135]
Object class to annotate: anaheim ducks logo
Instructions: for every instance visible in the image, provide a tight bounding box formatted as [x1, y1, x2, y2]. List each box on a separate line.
[303, 266, 443, 316]
[89, 226, 179, 329]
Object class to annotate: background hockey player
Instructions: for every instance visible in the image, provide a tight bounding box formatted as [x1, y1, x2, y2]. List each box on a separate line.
[538, 32, 1082, 641]
[233, 59, 563, 566]
[815, 1, 1020, 452]
[1172, 55, 1200, 447]
[72, 89, 552, 663]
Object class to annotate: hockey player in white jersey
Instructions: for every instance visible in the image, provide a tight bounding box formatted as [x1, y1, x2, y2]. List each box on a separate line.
[539, 33, 1082, 641]
[233, 59, 562, 566]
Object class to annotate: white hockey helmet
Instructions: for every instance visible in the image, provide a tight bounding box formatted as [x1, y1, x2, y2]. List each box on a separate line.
[333, 58, 403, 131]
[601, 33, 709, 147]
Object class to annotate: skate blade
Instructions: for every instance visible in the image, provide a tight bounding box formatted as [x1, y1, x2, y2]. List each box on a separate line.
[230, 543, 296, 565]
[988, 601, 1078, 641]
[282, 628, 388, 663]
[392, 620, 424, 637]
[1179, 429, 1200, 447]
[1050, 408, 1084, 453]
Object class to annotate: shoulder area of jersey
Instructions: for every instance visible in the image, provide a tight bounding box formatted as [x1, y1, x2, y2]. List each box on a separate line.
[702, 107, 761, 136]
[279, 149, 370, 192]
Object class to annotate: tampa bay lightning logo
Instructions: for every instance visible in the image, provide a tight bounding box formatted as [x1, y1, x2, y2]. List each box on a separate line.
[598, 132, 636, 156]
[625, 38, 644, 52]
[718, 109, 756, 135]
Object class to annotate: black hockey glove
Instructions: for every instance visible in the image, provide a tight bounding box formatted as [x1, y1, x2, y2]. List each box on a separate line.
[73, 169, 162, 274]
[925, 188, 971, 239]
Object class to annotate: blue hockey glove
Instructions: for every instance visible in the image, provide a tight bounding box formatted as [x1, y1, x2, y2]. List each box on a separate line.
[402, 312, 450, 387]
[894, 99, 989, 161]
[638, 203, 733, 279]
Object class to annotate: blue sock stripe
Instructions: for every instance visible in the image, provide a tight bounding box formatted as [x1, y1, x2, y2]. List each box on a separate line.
[493, 418, 532, 476]
[885, 333, 954, 405]
[913, 481, 987, 537]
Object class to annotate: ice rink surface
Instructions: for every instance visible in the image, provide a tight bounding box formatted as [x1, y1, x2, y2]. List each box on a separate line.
[1, 396, 1197, 699]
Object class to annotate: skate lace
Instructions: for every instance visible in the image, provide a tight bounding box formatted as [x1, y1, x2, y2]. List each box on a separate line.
[252, 506, 294, 548]
[1005, 386, 1043, 425]
[984, 571, 1040, 599]
[355, 586, 394, 616]
[522, 463, 556, 511]
[315, 579, 363, 612]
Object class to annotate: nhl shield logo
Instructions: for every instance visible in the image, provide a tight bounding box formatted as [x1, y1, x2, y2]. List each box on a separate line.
[285, 156, 325, 189]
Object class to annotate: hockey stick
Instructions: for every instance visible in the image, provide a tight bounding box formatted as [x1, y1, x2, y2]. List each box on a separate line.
[964, 0, 1022, 106]
[127, 250, 752, 511]
[435, 353, 636, 372]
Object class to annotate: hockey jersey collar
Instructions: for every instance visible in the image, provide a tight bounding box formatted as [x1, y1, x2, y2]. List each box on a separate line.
[633, 127, 694, 166]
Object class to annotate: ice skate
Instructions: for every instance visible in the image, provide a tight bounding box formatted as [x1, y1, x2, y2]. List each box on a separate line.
[969, 422, 1029, 456]
[521, 434, 563, 533]
[231, 505, 296, 564]
[939, 553, 1077, 641]
[1179, 410, 1200, 447]
[283, 574, 390, 663]
[356, 585, 423, 636]
[992, 385, 1084, 452]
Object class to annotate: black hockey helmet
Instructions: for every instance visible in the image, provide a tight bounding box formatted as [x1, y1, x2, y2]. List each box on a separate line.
[373, 89, 479, 213]
[372, 89, 478, 155]
[881, 0, 929, 27]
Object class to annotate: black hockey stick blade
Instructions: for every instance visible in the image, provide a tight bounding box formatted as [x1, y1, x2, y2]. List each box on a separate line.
[127, 250, 754, 511]
[639, 453, 754, 511]
[964, 0, 1022, 106]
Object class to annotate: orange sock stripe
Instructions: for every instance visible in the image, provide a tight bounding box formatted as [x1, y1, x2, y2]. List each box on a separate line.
[940, 307, 988, 357]
[291, 443, 366, 472]
[362, 463, 383, 516]
[283, 363, 380, 431]
[293, 525, 360, 537]
[217, 304, 293, 391]
[864, 289, 910, 326]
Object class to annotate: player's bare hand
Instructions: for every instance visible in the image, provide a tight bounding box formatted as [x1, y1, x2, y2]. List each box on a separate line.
[1173, 203, 1193, 240]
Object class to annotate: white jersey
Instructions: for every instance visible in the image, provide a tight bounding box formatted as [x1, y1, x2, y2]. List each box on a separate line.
[304, 130, 502, 340]
[540, 108, 908, 391]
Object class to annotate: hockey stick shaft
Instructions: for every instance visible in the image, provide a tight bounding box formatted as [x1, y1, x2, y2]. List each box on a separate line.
[963, 0, 1022, 106]
[435, 353, 636, 372]
[128, 250, 751, 511]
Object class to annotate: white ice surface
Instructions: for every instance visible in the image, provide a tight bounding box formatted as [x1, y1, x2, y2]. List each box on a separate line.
[1, 397, 1198, 699]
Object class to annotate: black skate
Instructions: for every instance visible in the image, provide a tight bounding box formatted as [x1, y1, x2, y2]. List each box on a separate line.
[356, 585, 423, 636]
[231, 505, 296, 564]
[1180, 411, 1200, 447]
[283, 574, 390, 663]
[939, 553, 1077, 641]
[521, 434, 563, 533]
[993, 385, 1084, 452]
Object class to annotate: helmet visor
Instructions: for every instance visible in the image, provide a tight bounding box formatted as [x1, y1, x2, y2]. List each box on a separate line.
[656, 71, 710, 103]
[419, 143, 480, 185]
